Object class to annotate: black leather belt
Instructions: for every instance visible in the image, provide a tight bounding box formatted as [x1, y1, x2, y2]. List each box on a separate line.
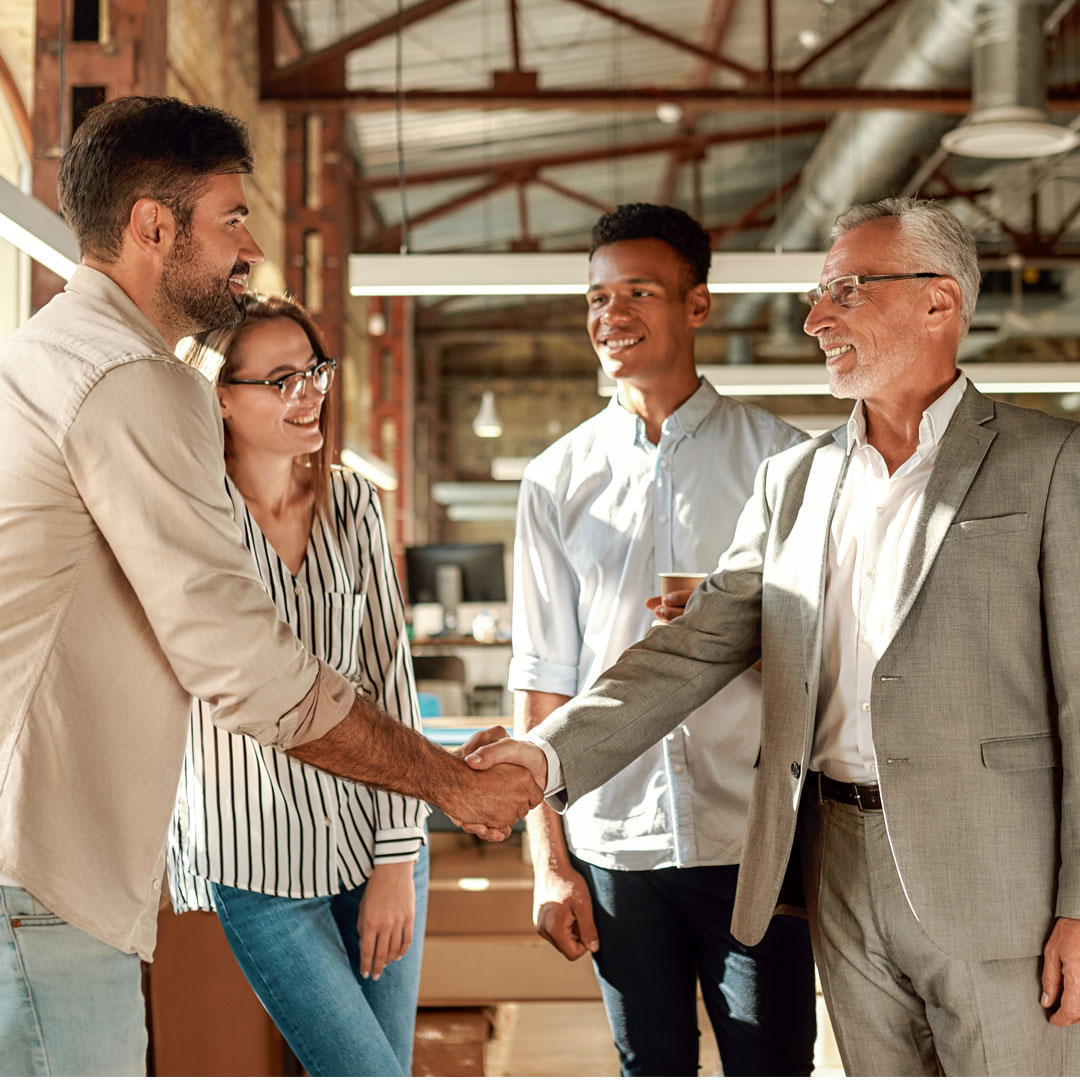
[817, 771, 883, 811]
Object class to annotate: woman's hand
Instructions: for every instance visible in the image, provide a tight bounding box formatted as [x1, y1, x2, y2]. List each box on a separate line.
[357, 860, 416, 980]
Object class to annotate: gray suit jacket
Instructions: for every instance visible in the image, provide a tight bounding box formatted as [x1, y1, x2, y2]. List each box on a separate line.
[537, 384, 1080, 962]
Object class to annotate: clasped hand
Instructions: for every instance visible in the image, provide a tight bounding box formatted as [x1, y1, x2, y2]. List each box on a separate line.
[448, 726, 549, 841]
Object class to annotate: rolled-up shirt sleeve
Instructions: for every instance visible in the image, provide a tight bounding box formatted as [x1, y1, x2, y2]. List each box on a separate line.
[62, 358, 355, 748]
[507, 472, 583, 697]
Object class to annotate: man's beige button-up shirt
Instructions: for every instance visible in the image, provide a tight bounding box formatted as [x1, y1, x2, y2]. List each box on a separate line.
[0, 267, 355, 960]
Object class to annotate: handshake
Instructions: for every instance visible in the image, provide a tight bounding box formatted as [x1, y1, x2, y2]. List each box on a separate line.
[439, 728, 549, 841]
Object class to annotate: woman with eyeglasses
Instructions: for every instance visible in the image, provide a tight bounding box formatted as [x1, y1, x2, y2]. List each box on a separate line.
[166, 293, 428, 1077]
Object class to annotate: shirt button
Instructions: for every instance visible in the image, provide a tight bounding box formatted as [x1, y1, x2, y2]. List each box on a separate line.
[294, 586, 302, 596]
[867, 567, 877, 579]
[323, 816, 331, 827]
[875, 505, 885, 516]
[791, 761, 801, 779]
[862, 702, 871, 713]
[863, 635, 873, 645]
[672, 764, 685, 774]
[152, 878, 161, 891]
[658, 515, 668, 524]
[662, 460, 671, 469]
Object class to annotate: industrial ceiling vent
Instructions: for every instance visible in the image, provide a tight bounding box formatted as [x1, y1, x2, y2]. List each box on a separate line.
[942, 0, 1078, 158]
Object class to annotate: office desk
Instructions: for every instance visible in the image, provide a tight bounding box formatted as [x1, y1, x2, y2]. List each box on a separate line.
[420, 834, 600, 1007]
[411, 640, 512, 715]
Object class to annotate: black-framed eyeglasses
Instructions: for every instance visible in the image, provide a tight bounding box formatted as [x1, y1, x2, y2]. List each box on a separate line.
[223, 358, 337, 404]
[805, 273, 940, 309]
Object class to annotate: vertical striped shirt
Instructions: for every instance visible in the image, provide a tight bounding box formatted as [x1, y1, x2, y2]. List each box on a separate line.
[168, 467, 428, 912]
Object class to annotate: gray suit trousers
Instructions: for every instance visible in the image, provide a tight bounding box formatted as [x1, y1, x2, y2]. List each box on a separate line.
[800, 787, 1080, 1076]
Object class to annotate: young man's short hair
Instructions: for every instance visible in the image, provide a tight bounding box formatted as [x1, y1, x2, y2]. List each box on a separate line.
[589, 203, 712, 289]
[57, 96, 253, 262]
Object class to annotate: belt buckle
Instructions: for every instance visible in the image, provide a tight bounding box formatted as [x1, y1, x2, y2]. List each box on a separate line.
[852, 783, 865, 810]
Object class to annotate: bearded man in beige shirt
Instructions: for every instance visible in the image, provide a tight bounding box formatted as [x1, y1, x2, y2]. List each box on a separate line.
[0, 96, 539, 1077]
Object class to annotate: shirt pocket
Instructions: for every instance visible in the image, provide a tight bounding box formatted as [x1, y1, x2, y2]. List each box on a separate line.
[980, 732, 1061, 771]
[944, 512, 1028, 542]
[323, 591, 367, 679]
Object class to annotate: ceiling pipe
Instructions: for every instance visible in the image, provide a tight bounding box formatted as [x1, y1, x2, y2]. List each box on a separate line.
[724, 0, 982, 334]
[941, 0, 1078, 158]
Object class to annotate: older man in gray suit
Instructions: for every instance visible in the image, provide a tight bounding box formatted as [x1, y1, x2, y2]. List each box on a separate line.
[463, 197, 1080, 1075]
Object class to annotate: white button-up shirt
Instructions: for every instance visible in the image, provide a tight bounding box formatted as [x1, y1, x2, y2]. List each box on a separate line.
[511, 380, 804, 870]
[811, 374, 968, 783]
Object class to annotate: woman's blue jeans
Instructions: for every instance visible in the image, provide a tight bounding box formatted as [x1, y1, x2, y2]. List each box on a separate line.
[210, 845, 429, 1077]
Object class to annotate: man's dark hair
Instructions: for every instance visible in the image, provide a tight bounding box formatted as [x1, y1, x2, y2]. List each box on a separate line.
[589, 203, 712, 288]
[57, 96, 253, 261]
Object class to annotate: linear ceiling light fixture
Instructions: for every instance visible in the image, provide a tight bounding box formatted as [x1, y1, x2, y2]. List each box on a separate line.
[0, 176, 79, 281]
[340, 446, 399, 490]
[599, 363, 1080, 398]
[348, 252, 827, 297]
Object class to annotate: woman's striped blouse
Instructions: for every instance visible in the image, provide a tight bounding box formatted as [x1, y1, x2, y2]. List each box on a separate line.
[167, 467, 428, 911]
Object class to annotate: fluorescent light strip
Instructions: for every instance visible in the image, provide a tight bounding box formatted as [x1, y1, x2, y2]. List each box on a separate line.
[599, 363, 1080, 398]
[0, 177, 79, 281]
[349, 252, 826, 297]
[340, 446, 399, 490]
[432, 481, 520, 504]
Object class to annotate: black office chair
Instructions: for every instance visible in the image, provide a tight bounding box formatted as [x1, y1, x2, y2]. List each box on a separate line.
[411, 655, 467, 684]
[412, 654, 468, 717]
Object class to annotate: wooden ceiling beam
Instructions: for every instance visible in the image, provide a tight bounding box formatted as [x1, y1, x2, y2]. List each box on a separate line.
[791, 0, 908, 82]
[267, 85, 991, 111]
[363, 176, 516, 250]
[708, 167, 801, 243]
[533, 175, 614, 215]
[356, 119, 826, 191]
[262, 0, 472, 98]
[656, 0, 744, 205]
[557, 0, 758, 81]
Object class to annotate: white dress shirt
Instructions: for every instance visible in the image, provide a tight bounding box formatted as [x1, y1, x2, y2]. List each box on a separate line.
[811, 373, 969, 783]
[511, 380, 804, 870]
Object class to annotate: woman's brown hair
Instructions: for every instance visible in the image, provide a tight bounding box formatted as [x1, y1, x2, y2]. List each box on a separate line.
[181, 292, 335, 514]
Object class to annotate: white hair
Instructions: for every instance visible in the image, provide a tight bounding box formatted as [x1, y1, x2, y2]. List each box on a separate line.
[830, 197, 980, 335]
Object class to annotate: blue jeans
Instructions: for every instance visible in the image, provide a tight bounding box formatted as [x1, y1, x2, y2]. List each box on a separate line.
[210, 844, 429, 1077]
[572, 855, 816, 1077]
[0, 887, 146, 1076]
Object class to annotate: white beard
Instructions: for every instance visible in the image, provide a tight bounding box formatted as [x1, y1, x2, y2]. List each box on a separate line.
[827, 346, 910, 400]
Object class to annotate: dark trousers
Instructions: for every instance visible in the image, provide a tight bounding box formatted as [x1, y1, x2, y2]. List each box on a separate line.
[572, 853, 816, 1077]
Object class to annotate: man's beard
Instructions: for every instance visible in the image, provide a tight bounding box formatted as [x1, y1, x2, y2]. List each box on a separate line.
[159, 227, 248, 336]
[827, 347, 908, 401]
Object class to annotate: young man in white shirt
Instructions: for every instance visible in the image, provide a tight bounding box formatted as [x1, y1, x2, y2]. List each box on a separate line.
[508, 204, 815, 1076]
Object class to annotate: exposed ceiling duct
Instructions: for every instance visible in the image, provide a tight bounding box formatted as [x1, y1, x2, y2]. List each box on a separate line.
[941, 0, 1078, 158]
[724, 0, 983, 333]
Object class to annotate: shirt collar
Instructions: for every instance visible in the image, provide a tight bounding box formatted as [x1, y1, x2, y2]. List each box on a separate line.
[65, 265, 174, 355]
[608, 375, 719, 445]
[845, 370, 969, 456]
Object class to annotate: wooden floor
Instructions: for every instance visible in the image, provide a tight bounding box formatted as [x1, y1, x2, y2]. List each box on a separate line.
[422, 832, 845, 1077]
[482, 996, 843, 1076]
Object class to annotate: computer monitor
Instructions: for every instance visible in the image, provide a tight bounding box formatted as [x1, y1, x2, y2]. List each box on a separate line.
[405, 542, 507, 606]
